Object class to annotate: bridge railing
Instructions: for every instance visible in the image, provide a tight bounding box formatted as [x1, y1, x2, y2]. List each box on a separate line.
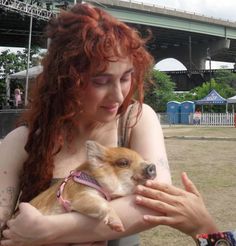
[91, 0, 236, 24]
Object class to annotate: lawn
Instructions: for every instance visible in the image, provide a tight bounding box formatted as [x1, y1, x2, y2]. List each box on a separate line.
[140, 126, 236, 245]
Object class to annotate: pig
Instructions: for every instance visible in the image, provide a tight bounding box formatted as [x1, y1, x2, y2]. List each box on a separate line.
[30, 140, 157, 233]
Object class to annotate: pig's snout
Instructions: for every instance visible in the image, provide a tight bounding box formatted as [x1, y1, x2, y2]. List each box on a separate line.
[144, 164, 156, 179]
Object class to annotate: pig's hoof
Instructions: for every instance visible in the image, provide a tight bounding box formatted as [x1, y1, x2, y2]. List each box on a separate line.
[109, 222, 125, 232]
[103, 218, 124, 232]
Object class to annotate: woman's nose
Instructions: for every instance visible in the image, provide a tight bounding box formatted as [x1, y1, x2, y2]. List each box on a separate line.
[109, 82, 124, 103]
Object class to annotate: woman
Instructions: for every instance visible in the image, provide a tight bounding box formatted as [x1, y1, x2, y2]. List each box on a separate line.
[135, 172, 236, 245]
[0, 3, 171, 246]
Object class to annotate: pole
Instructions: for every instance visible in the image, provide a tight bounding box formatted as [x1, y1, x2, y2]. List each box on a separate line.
[189, 35, 192, 71]
[207, 48, 212, 91]
[25, 11, 33, 106]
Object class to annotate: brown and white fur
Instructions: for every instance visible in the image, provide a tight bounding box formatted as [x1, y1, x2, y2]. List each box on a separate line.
[30, 141, 156, 244]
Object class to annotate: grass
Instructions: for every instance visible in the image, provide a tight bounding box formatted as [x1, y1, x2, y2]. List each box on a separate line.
[140, 126, 236, 246]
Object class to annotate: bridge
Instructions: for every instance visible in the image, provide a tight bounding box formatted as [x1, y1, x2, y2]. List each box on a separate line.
[0, 0, 236, 89]
[87, 0, 236, 70]
[165, 69, 236, 91]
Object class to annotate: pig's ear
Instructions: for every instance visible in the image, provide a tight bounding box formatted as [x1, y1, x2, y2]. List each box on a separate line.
[86, 140, 107, 166]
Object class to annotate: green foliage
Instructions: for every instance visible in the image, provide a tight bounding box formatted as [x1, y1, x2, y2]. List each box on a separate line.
[214, 69, 236, 89]
[191, 79, 235, 100]
[0, 47, 42, 107]
[144, 68, 236, 114]
[144, 70, 176, 112]
[188, 79, 235, 113]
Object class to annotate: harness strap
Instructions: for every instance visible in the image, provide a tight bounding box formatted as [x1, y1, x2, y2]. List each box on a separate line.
[57, 171, 111, 212]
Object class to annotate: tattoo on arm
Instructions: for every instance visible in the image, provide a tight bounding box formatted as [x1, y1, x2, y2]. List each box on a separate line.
[157, 157, 170, 171]
[0, 187, 17, 232]
[0, 187, 17, 207]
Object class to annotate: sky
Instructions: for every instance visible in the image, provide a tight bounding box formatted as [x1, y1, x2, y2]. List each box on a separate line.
[1, 0, 235, 71]
[133, 0, 236, 70]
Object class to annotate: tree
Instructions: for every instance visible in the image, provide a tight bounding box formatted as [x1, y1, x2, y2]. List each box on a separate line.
[214, 69, 236, 90]
[144, 70, 176, 112]
[0, 47, 42, 107]
[188, 79, 235, 112]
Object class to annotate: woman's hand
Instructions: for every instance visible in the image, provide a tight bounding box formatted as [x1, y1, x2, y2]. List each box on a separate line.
[135, 172, 219, 238]
[1, 203, 52, 246]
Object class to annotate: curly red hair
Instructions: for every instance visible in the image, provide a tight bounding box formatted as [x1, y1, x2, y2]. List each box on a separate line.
[18, 3, 153, 202]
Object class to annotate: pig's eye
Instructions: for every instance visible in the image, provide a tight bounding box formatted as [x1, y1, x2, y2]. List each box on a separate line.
[116, 158, 130, 168]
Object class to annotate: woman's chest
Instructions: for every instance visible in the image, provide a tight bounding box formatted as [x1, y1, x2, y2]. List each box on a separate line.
[52, 125, 119, 178]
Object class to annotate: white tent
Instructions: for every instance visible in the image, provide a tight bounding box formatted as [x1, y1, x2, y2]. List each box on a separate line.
[227, 95, 236, 114]
[227, 95, 236, 104]
[9, 65, 43, 79]
[5, 65, 43, 105]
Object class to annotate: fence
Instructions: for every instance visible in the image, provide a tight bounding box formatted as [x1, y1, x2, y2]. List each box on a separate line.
[196, 113, 235, 126]
[1, 110, 235, 139]
[158, 112, 235, 126]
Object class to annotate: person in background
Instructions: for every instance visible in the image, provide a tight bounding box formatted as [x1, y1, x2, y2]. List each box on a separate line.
[193, 108, 202, 125]
[135, 172, 236, 246]
[14, 86, 22, 108]
[0, 3, 171, 246]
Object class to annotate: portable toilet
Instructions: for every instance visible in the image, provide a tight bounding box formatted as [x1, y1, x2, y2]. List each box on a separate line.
[167, 101, 181, 124]
[180, 101, 195, 124]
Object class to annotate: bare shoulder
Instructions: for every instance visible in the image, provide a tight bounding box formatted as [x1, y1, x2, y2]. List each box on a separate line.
[139, 103, 159, 121]
[2, 126, 29, 147]
[128, 103, 160, 128]
[0, 126, 29, 171]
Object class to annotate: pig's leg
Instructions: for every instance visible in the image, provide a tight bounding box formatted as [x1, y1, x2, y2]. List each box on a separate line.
[70, 194, 124, 232]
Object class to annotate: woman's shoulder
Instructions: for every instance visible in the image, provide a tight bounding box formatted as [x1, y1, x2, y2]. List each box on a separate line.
[126, 102, 158, 125]
[1, 126, 29, 153]
[124, 102, 156, 116]
[0, 126, 29, 171]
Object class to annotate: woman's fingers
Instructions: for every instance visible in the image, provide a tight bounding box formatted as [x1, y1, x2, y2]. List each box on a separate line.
[135, 195, 175, 215]
[136, 183, 183, 206]
[181, 172, 201, 196]
[142, 215, 174, 226]
[144, 180, 185, 196]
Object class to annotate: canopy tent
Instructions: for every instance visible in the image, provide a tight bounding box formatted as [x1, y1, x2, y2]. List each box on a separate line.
[227, 95, 236, 104]
[5, 65, 43, 104]
[227, 95, 236, 114]
[195, 89, 227, 113]
[8, 65, 43, 79]
[195, 89, 227, 105]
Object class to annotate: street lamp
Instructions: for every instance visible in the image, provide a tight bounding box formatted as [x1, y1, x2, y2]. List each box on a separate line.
[207, 47, 212, 91]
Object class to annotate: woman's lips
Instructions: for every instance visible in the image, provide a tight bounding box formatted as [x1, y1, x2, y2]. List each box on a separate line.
[101, 105, 119, 113]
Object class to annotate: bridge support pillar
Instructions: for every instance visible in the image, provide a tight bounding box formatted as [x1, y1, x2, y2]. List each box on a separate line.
[154, 38, 231, 70]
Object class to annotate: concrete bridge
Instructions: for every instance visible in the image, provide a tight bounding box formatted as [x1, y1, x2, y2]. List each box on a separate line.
[87, 0, 236, 70]
[0, 0, 236, 85]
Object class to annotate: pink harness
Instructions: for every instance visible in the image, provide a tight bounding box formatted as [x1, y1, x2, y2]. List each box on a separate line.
[57, 170, 111, 211]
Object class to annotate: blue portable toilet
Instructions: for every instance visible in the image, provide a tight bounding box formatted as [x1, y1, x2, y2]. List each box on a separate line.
[180, 101, 195, 124]
[167, 101, 181, 124]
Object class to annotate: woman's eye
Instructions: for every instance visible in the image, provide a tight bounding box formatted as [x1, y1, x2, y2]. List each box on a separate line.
[115, 158, 130, 168]
[121, 74, 131, 83]
[91, 78, 108, 86]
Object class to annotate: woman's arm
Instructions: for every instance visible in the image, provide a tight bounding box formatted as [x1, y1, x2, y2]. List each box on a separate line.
[0, 127, 29, 233]
[1, 104, 172, 245]
[128, 103, 171, 184]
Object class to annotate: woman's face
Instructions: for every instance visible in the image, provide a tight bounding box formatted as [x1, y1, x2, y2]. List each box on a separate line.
[79, 57, 133, 124]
